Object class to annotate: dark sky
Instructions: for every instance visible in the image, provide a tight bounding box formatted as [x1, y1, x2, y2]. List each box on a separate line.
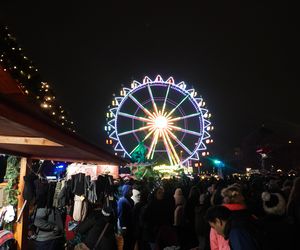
[1, 1, 298, 157]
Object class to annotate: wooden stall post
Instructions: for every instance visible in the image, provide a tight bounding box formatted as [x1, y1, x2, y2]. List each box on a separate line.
[14, 157, 30, 250]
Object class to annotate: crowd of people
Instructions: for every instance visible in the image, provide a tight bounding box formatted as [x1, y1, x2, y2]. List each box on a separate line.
[113, 174, 300, 250]
[28, 173, 300, 250]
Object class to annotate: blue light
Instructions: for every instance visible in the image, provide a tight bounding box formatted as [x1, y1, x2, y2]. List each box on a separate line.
[52, 162, 67, 176]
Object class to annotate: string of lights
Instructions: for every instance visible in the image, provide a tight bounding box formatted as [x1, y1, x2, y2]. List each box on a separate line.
[0, 24, 75, 132]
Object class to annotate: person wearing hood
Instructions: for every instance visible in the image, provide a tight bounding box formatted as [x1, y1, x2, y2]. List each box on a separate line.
[117, 184, 134, 250]
[258, 191, 297, 250]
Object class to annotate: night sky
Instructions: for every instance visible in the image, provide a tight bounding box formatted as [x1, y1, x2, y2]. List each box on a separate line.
[1, 2, 298, 157]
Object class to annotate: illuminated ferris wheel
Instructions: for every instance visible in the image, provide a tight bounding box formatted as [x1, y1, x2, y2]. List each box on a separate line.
[105, 75, 213, 166]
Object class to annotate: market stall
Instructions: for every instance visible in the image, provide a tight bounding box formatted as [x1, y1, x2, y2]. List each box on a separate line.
[0, 65, 127, 249]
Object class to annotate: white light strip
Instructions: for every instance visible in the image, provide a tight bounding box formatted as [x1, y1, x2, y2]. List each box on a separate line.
[167, 129, 193, 155]
[118, 125, 152, 136]
[166, 94, 190, 118]
[169, 112, 201, 122]
[169, 125, 202, 137]
[118, 112, 151, 122]
[128, 94, 155, 118]
[147, 84, 159, 114]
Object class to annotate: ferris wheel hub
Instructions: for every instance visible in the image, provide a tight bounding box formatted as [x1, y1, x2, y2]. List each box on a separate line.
[154, 115, 168, 129]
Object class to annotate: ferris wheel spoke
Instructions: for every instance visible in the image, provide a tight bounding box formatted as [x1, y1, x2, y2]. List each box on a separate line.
[162, 131, 176, 165]
[166, 94, 190, 118]
[129, 127, 156, 155]
[129, 94, 155, 118]
[147, 130, 160, 160]
[162, 84, 171, 115]
[118, 112, 152, 122]
[167, 129, 193, 155]
[161, 130, 175, 165]
[169, 125, 202, 137]
[169, 112, 201, 122]
[147, 84, 159, 114]
[118, 125, 152, 136]
[164, 130, 181, 164]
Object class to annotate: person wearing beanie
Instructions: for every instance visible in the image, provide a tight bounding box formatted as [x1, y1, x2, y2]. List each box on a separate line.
[221, 185, 245, 205]
[261, 191, 286, 216]
[258, 191, 297, 250]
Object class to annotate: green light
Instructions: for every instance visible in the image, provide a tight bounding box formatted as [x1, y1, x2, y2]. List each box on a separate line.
[212, 159, 224, 167]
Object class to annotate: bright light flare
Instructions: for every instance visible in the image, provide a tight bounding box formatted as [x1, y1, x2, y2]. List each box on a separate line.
[154, 116, 168, 129]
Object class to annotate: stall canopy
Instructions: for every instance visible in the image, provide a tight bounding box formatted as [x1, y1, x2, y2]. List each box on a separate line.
[0, 66, 127, 165]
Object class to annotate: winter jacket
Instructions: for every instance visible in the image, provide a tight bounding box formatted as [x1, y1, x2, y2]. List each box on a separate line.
[287, 199, 300, 226]
[52, 180, 63, 207]
[258, 214, 297, 250]
[209, 204, 248, 250]
[142, 198, 174, 242]
[34, 208, 64, 242]
[227, 227, 259, 250]
[117, 185, 134, 229]
[72, 173, 86, 196]
[83, 215, 117, 250]
[57, 179, 73, 208]
[194, 204, 210, 250]
[224, 205, 260, 250]
[210, 228, 230, 250]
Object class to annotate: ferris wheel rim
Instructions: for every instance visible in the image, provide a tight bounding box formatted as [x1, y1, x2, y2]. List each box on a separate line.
[107, 75, 212, 166]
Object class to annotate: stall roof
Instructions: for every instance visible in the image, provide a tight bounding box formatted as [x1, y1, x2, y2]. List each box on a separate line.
[0, 67, 128, 165]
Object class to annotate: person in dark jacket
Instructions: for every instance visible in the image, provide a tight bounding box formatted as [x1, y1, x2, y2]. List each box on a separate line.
[287, 177, 300, 227]
[142, 186, 176, 250]
[182, 186, 200, 249]
[33, 207, 64, 250]
[194, 193, 210, 250]
[205, 205, 260, 250]
[117, 184, 134, 250]
[132, 188, 150, 250]
[259, 191, 297, 250]
[83, 207, 117, 250]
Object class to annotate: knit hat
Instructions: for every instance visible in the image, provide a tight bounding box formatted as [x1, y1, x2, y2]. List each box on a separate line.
[261, 191, 286, 215]
[174, 188, 185, 205]
[221, 184, 244, 204]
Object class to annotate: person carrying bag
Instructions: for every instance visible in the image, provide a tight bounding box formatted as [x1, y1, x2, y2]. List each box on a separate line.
[74, 223, 110, 250]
